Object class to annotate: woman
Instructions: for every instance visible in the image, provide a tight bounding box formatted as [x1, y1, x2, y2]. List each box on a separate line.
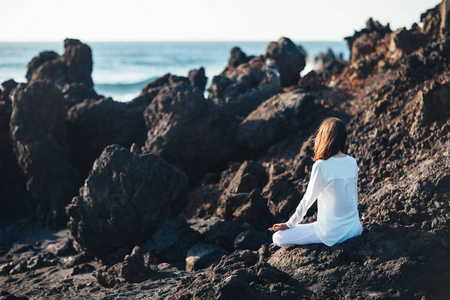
[269, 117, 362, 247]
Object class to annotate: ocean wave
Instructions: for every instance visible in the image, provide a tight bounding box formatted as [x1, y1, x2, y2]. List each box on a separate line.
[94, 76, 159, 90]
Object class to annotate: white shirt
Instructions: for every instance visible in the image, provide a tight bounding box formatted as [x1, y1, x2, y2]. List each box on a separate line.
[286, 155, 362, 246]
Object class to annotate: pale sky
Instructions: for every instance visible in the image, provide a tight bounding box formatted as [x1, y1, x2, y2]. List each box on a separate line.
[0, 0, 441, 42]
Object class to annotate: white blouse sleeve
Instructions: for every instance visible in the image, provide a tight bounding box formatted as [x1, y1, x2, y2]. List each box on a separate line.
[286, 162, 326, 228]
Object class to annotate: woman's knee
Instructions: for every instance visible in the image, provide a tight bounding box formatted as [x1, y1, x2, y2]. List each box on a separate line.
[272, 231, 282, 246]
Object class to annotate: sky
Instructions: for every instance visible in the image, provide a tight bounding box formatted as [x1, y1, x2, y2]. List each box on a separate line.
[0, 0, 442, 42]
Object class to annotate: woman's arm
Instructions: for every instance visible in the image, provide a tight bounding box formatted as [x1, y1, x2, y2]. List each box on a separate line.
[286, 162, 325, 228]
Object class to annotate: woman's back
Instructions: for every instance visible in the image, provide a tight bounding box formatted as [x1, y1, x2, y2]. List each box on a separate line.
[314, 155, 361, 246]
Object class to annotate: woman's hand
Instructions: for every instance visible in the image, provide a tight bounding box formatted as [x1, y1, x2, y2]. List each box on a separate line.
[268, 223, 289, 231]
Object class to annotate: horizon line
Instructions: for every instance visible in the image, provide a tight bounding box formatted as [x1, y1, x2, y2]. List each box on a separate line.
[0, 38, 346, 43]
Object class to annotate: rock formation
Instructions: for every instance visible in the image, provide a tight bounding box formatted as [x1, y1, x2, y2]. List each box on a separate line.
[265, 37, 306, 87]
[144, 82, 239, 184]
[9, 80, 81, 226]
[66, 145, 189, 263]
[26, 38, 98, 104]
[235, 91, 316, 151]
[66, 97, 148, 179]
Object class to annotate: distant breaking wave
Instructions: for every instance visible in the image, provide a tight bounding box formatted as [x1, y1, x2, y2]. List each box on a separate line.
[94, 76, 159, 90]
[94, 76, 161, 101]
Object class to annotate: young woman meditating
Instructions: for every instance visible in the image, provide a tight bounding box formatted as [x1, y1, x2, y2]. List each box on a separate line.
[269, 117, 362, 247]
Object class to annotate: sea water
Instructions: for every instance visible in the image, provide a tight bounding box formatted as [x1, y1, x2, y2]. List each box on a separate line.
[0, 41, 349, 102]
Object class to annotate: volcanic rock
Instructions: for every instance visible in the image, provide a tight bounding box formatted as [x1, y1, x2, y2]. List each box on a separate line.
[66, 145, 189, 263]
[188, 67, 207, 92]
[167, 250, 309, 299]
[185, 243, 227, 272]
[140, 73, 189, 96]
[66, 97, 148, 179]
[0, 83, 27, 221]
[389, 25, 428, 62]
[415, 82, 450, 126]
[26, 39, 97, 103]
[345, 18, 392, 61]
[142, 218, 201, 263]
[265, 37, 306, 87]
[314, 48, 336, 70]
[95, 246, 149, 287]
[268, 226, 450, 298]
[263, 172, 301, 220]
[234, 230, 269, 251]
[227, 47, 250, 69]
[9, 80, 81, 226]
[0, 79, 18, 103]
[144, 82, 239, 184]
[235, 91, 316, 151]
[208, 55, 281, 117]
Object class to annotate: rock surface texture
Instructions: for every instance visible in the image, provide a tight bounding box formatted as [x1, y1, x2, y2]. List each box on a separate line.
[9, 80, 81, 226]
[66, 145, 189, 263]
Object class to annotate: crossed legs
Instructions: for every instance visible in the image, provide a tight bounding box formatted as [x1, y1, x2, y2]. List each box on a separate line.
[272, 222, 322, 247]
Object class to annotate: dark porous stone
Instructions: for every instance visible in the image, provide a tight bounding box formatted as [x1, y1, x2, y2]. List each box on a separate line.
[72, 263, 95, 276]
[185, 243, 227, 272]
[66, 97, 148, 179]
[10, 80, 82, 226]
[144, 82, 239, 184]
[265, 37, 306, 87]
[66, 145, 189, 263]
[188, 67, 207, 92]
[26, 38, 93, 89]
[227, 47, 250, 69]
[146, 218, 202, 263]
[234, 230, 269, 251]
[235, 91, 316, 151]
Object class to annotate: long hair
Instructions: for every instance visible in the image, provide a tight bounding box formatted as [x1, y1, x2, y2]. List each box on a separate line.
[312, 118, 347, 161]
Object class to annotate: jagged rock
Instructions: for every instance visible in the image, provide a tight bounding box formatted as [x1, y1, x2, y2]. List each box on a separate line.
[309, 50, 347, 81]
[263, 172, 301, 220]
[345, 18, 392, 61]
[140, 73, 189, 96]
[188, 217, 239, 251]
[188, 67, 207, 92]
[314, 48, 336, 70]
[167, 250, 309, 299]
[66, 145, 189, 263]
[216, 189, 273, 230]
[421, 0, 450, 40]
[94, 247, 149, 287]
[208, 55, 281, 116]
[0, 84, 27, 221]
[389, 25, 428, 61]
[1, 79, 18, 102]
[227, 47, 250, 69]
[71, 263, 95, 275]
[226, 161, 268, 194]
[415, 82, 450, 125]
[143, 218, 202, 263]
[9, 80, 81, 226]
[268, 226, 450, 299]
[50, 238, 74, 256]
[26, 39, 97, 102]
[215, 161, 272, 229]
[234, 230, 269, 251]
[144, 82, 239, 184]
[185, 243, 227, 272]
[265, 37, 306, 87]
[235, 91, 316, 151]
[66, 97, 148, 179]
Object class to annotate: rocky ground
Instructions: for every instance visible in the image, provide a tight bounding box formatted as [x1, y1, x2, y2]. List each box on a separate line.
[1, 1, 450, 299]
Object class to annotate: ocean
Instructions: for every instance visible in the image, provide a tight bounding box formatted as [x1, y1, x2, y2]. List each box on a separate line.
[0, 41, 349, 102]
